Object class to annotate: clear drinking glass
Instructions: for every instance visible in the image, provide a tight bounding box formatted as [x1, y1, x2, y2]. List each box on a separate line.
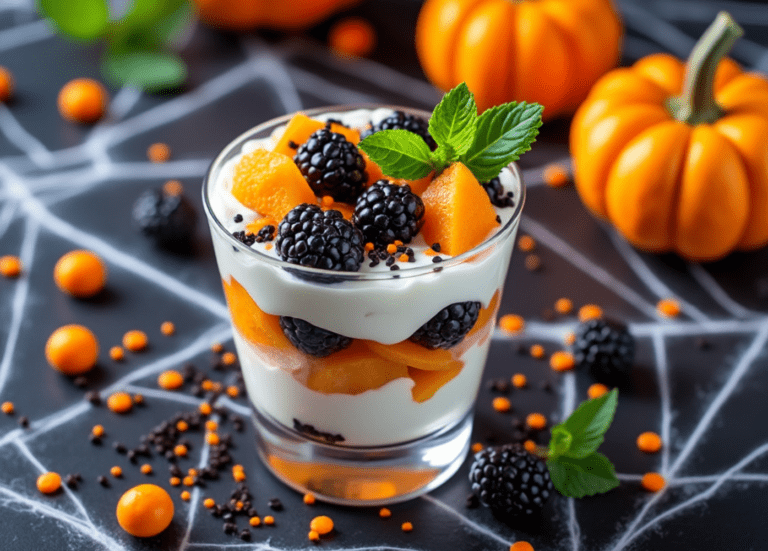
[202, 105, 525, 505]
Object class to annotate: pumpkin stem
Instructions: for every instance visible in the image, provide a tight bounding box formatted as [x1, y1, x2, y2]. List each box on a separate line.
[667, 11, 743, 125]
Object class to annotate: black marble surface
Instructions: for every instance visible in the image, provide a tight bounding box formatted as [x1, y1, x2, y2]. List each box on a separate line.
[1, 0, 768, 550]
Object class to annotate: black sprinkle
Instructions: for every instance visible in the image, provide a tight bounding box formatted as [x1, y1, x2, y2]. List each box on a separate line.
[97, 475, 109, 487]
[113, 442, 127, 454]
[89, 434, 102, 445]
[495, 215, 501, 224]
[73, 376, 88, 388]
[431, 242, 441, 252]
[432, 256, 442, 263]
[466, 493, 480, 508]
[18, 416, 29, 428]
[268, 498, 283, 511]
[85, 392, 101, 406]
[223, 522, 236, 535]
[239, 529, 252, 541]
[390, 264, 400, 271]
[65, 474, 78, 489]
[234, 214, 243, 223]
[287, 140, 298, 149]
[540, 380, 553, 393]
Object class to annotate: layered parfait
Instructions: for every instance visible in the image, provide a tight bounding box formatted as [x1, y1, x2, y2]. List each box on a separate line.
[205, 87, 539, 449]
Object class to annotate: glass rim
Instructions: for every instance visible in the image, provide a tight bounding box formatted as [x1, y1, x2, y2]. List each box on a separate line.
[202, 104, 526, 282]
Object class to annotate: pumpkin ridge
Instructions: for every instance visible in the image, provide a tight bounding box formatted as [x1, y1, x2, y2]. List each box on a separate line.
[667, 124, 694, 253]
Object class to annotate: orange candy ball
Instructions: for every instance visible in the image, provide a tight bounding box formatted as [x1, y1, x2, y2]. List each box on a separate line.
[107, 392, 133, 414]
[123, 330, 148, 352]
[637, 431, 663, 453]
[45, 324, 99, 375]
[58, 78, 108, 124]
[0, 66, 13, 102]
[309, 515, 334, 535]
[116, 484, 174, 537]
[36, 472, 62, 494]
[158, 370, 184, 390]
[329, 17, 376, 59]
[0, 255, 22, 278]
[54, 250, 107, 298]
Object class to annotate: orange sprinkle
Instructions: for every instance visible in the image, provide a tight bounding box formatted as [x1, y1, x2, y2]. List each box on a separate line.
[587, 383, 609, 399]
[158, 370, 184, 390]
[182, 476, 194, 486]
[140, 464, 153, 475]
[303, 492, 316, 505]
[232, 464, 244, 473]
[401, 521, 413, 532]
[329, 17, 377, 59]
[204, 498, 215, 509]
[133, 394, 144, 405]
[92, 424, 105, 438]
[364, 242, 374, 252]
[109, 346, 124, 361]
[510, 542, 535, 551]
[530, 344, 545, 359]
[550, 351, 575, 371]
[554, 298, 573, 314]
[492, 396, 511, 413]
[321, 195, 334, 207]
[379, 507, 392, 518]
[249, 516, 261, 527]
[471, 442, 484, 453]
[386, 244, 397, 254]
[517, 235, 535, 252]
[199, 403, 212, 415]
[110, 466, 123, 478]
[162, 180, 183, 197]
[53, 250, 106, 298]
[122, 330, 147, 352]
[394, 240, 403, 246]
[235, 500, 244, 511]
[657, 298, 681, 318]
[526, 413, 547, 430]
[398, 253, 409, 262]
[499, 314, 525, 334]
[176, 420, 189, 432]
[36, 472, 62, 494]
[511, 373, 527, 388]
[221, 352, 237, 365]
[641, 472, 666, 492]
[206, 432, 220, 446]
[210, 342, 224, 354]
[264, 515, 275, 526]
[578, 304, 603, 322]
[181, 490, 191, 501]
[174, 445, 188, 457]
[187, 469, 197, 476]
[310, 515, 333, 535]
[233, 471, 246, 482]
[57, 78, 107, 123]
[0, 66, 13, 102]
[205, 420, 218, 431]
[169, 477, 181, 486]
[523, 440, 537, 453]
[160, 321, 175, 336]
[107, 392, 132, 414]
[542, 163, 570, 188]
[308, 530, 320, 541]
[45, 324, 99, 375]
[564, 332, 576, 346]
[264, 243, 274, 251]
[201, 380, 214, 391]
[226, 386, 239, 398]
[147, 143, 171, 163]
[637, 432, 663, 453]
[423, 248, 437, 256]
[1, 401, 13, 415]
[0, 255, 22, 278]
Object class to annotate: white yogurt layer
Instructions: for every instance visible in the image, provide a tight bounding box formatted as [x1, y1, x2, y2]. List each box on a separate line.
[206, 108, 521, 446]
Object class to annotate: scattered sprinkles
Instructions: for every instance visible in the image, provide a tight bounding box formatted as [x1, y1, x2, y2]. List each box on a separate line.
[57, 78, 107, 123]
[210, 342, 224, 354]
[1, 401, 14, 415]
[106, 392, 133, 414]
[329, 17, 377, 59]
[45, 324, 99, 375]
[264, 515, 275, 526]
[517, 235, 536, 252]
[308, 530, 320, 542]
[554, 297, 573, 314]
[510, 542, 535, 551]
[578, 304, 603, 322]
[542, 163, 570, 188]
[110, 466, 123, 478]
[657, 298, 681, 318]
[492, 396, 512, 413]
[123, 330, 148, 352]
[0, 255, 22, 278]
[0, 66, 13, 102]
[641, 472, 666, 492]
[530, 344, 545, 359]
[524, 254, 542, 272]
[499, 314, 525, 334]
[549, 351, 575, 372]
[303, 493, 316, 505]
[221, 352, 237, 366]
[379, 507, 391, 518]
[511, 373, 527, 388]
[637, 432, 663, 453]
[109, 346, 125, 361]
[564, 332, 576, 346]
[141, 464, 153, 475]
[53, 250, 106, 298]
[401, 521, 413, 532]
[147, 142, 171, 163]
[587, 383, 609, 399]
[526, 413, 547, 431]
[160, 321, 175, 336]
[523, 440, 537, 453]
[181, 490, 191, 501]
[471, 442, 484, 453]
[158, 370, 184, 390]
[92, 424, 105, 438]
[36, 472, 62, 494]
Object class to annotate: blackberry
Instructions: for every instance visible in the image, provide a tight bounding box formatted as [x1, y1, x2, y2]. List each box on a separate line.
[482, 176, 515, 208]
[573, 318, 635, 383]
[294, 129, 367, 203]
[275, 204, 364, 278]
[133, 188, 197, 250]
[469, 443, 554, 516]
[410, 301, 481, 349]
[361, 111, 437, 150]
[352, 180, 425, 247]
[279, 316, 352, 357]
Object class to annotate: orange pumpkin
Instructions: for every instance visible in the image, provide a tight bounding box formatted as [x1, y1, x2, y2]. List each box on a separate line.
[571, 12, 768, 262]
[415, 0, 622, 118]
[193, 0, 360, 31]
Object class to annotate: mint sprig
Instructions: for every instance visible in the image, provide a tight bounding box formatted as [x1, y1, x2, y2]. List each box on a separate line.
[358, 83, 543, 183]
[546, 389, 620, 498]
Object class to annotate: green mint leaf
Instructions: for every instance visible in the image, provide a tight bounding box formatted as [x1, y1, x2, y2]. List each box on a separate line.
[557, 388, 618, 459]
[429, 143, 455, 174]
[121, 0, 187, 29]
[149, 2, 194, 47]
[103, 50, 186, 91]
[549, 425, 573, 460]
[40, 0, 109, 40]
[460, 101, 543, 183]
[358, 130, 434, 180]
[547, 452, 620, 498]
[428, 82, 477, 156]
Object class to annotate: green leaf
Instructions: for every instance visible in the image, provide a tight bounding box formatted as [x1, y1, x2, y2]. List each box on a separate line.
[558, 388, 618, 459]
[40, 0, 109, 40]
[149, 2, 193, 46]
[358, 130, 434, 180]
[547, 452, 620, 498]
[120, 0, 187, 31]
[460, 102, 543, 182]
[103, 50, 186, 91]
[428, 82, 477, 155]
[549, 425, 573, 460]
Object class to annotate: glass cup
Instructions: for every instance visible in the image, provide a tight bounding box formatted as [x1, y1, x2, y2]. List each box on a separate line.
[203, 105, 525, 505]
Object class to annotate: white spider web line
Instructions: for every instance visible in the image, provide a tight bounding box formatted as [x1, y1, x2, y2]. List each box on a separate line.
[0, 105, 54, 166]
[419, 494, 514, 548]
[240, 38, 304, 115]
[617, 0, 696, 57]
[0, 201, 18, 240]
[0, 18, 52, 52]
[287, 65, 383, 105]
[650, 331, 672, 475]
[121, 384, 205, 408]
[686, 263, 761, 319]
[188, 544, 424, 551]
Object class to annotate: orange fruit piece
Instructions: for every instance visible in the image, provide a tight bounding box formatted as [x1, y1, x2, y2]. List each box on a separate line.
[221, 277, 291, 349]
[364, 339, 460, 371]
[232, 148, 316, 220]
[45, 324, 99, 375]
[466, 291, 500, 339]
[304, 341, 408, 395]
[57, 78, 108, 124]
[116, 484, 174, 537]
[274, 113, 360, 157]
[408, 363, 463, 403]
[54, 250, 107, 298]
[420, 162, 499, 256]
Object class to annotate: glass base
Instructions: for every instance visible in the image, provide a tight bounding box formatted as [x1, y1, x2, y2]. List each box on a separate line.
[252, 406, 472, 506]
